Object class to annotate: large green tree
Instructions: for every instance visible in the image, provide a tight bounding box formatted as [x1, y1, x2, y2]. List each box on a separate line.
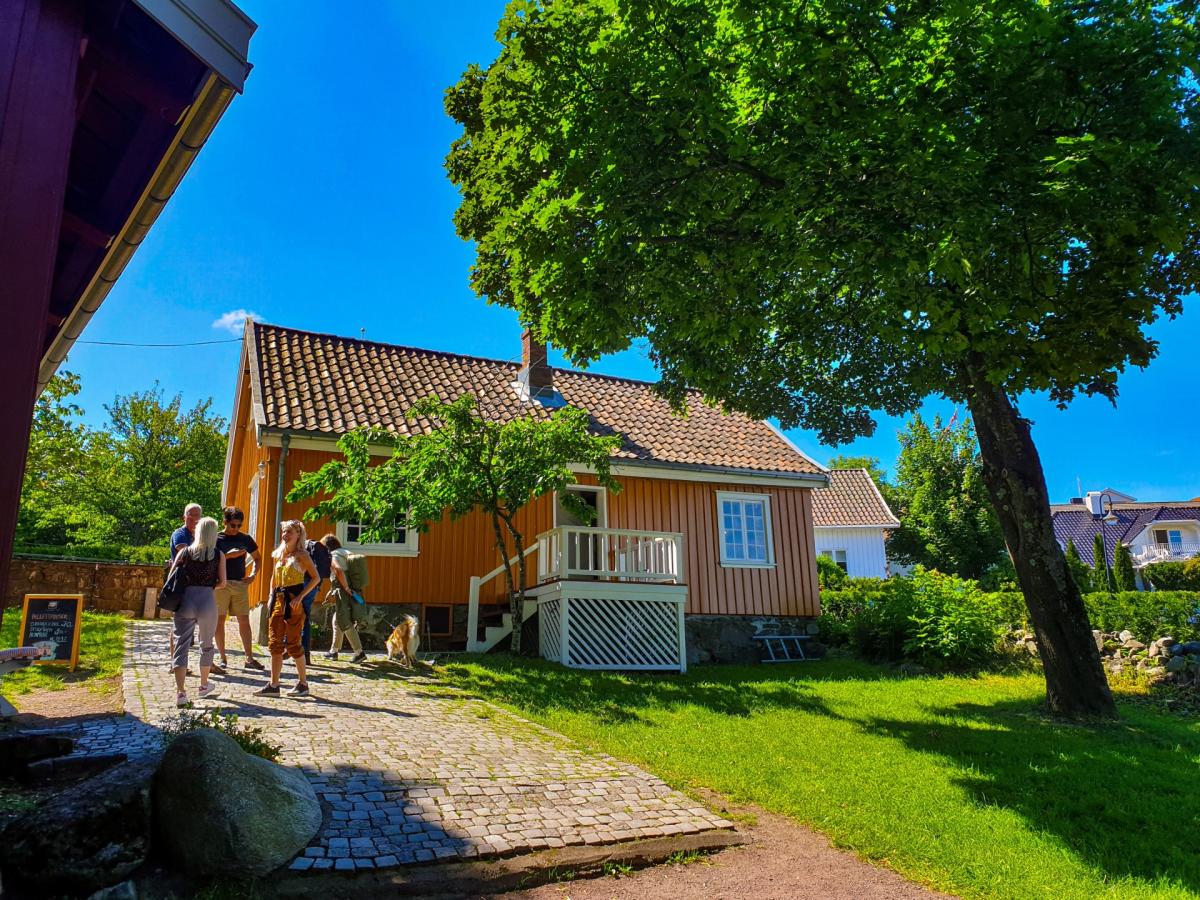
[887, 414, 1005, 581]
[288, 395, 622, 652]
[16, 371, 90, 546]
[446, 0, 1200, 716]
[83, 386, 227, 547]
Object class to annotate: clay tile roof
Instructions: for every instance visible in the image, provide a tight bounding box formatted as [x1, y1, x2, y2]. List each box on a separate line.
[247, 322, 825, 478]
[811, 469, 900, 527]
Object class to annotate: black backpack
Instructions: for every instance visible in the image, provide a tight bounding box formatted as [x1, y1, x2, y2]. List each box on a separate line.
[306, 539, 332, 580]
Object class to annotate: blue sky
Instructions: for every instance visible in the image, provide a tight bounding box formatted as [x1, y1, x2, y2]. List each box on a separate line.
[64, 2, 1199, 504]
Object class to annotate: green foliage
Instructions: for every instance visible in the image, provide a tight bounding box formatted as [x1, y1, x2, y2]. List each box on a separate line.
[820, 569, 1004, 666]
[1063, 539, 1090, 592]
[160, 710, 282, 762]
[18, 374, 226, 550]
[1142, 560, 1200, 592]
[979, 554, 1019, 592]
[1091, 533, 1112, 592]
[17, 372, 89, 546]
[12, 544, 166, 565]
[289, 394, 623, 651]
[1082, 591, 1200, 642]
[448, 1, 1199, 433]
[886, 415, 1005, 580]
[1113, 542, 1136, 592]
[816, 554, 847, 590]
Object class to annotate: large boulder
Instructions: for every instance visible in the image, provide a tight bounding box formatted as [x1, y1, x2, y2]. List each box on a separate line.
[0, 753, 160, 896]
[153, 728, 321, 877]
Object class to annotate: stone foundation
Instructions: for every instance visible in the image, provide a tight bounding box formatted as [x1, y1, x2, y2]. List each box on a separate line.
[685, 614, 825, 666]
[5, 557, 162, 614]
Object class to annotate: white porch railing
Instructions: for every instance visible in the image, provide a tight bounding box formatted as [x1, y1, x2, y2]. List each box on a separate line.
[535, 526, 684, 583]
[1134, 543, 1200, 566]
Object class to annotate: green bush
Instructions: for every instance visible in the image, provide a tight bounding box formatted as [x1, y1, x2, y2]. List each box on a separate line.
[896, 570, 1005, 666]
[13, 544, 166, 565]
[160, 710, 282, 762]
[1141, 561, 1200, 592]
[1081, 591, 1200, 642]
[816, 554, 848, 590]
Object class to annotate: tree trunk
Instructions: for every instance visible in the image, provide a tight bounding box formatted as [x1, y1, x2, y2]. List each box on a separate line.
[507, 523, 527, 655]
[964, 375, 1117, 719]
[489, 512, 519, 653]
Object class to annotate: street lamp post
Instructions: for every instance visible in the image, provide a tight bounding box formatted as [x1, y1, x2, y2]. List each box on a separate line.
[1095, 492, 1120, 593]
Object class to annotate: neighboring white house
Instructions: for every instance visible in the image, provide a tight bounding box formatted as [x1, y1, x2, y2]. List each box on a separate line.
[812, 469, 900, 579]
[1051, 490, 1200, 572]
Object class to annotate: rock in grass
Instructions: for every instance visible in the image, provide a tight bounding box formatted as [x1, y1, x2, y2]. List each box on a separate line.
[1179, 641, 1200, 655]
[0, 753, 159, 896]
[1165, 656, 1188, 674]
[154, 729, 320, 877]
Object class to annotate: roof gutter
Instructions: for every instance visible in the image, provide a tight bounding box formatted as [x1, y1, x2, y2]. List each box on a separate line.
[38, 71, 236, 391]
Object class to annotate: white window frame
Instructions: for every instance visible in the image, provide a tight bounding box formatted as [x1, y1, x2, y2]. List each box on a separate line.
[247, 476, 260, 541]
[716, 490, 775, 568]
[336, 517, 419, 557]
[553, 484, 608, 528]
[819, 548, 849, 573]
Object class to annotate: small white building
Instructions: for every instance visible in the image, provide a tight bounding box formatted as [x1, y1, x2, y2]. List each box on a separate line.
[812, 469, 900, 579]
[1051, 490, 1200, 573]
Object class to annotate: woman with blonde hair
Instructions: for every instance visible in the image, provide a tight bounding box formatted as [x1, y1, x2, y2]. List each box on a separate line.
[168, 515, 226, 706]
[255, 519, 319, 697]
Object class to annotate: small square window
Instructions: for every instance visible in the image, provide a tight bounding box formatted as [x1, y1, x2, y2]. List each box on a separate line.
[337, 516, 418, 557]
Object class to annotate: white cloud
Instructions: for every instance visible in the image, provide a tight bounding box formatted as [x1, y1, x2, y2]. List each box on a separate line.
[212, 309, 261, 335]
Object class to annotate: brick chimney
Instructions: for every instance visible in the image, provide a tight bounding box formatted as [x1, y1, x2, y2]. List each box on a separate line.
[518, 329, 553, 396]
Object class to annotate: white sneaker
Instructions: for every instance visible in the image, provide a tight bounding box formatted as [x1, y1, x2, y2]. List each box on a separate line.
[198, 683, 222, 701]
[176, 692, 189, 708]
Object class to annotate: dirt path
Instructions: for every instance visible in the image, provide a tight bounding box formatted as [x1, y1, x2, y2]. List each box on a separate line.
[5, 677, 123, 729]
[495, 794, 948, 900]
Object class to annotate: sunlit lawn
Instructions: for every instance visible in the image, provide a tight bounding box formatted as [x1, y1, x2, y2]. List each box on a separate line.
[437, 655, 1200, 900]
[0, 610, 126, 696]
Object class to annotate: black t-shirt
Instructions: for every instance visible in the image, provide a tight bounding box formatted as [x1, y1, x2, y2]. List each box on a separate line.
[215, 532, 259, 581]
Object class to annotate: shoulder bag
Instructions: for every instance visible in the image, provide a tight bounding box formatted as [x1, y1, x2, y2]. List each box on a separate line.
[158, 554, 189, 613]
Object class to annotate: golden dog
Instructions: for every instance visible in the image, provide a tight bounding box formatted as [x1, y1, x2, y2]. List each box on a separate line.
[385, 615, 420, 667]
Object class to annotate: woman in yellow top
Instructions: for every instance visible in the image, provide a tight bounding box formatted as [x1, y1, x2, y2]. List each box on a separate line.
[254, 520, 319, 697]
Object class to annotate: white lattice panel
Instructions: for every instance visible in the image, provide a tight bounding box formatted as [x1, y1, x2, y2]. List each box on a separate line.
[538, 597, 562, 662]
[565, 596, 682, 670]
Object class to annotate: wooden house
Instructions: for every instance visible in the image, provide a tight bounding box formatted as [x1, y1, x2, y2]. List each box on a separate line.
[223, 322, 830, 670]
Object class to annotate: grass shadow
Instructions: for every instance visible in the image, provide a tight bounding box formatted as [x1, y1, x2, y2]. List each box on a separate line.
[863, 696, 1200, 892]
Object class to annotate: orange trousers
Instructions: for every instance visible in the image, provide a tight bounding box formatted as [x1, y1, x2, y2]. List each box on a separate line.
[268, 590, 306, 660]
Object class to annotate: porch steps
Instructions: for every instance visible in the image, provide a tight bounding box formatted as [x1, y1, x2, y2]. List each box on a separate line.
[476, 599, 537, 654]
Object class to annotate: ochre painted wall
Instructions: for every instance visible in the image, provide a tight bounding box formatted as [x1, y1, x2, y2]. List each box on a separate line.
[223, 396, 819, 619]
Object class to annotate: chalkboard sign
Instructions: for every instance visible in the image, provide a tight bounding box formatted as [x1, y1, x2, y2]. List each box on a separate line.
[19, 594, 83, 671]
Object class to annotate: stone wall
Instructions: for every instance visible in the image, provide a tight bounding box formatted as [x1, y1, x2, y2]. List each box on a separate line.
[5, 557, 161, 615]
[685, 614, 825, 666]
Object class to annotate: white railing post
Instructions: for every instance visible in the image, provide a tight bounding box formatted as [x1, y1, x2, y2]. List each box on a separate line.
[466, 575, 482, 652]
[560, 595, 571, 666]
[677, 595, 687, 673]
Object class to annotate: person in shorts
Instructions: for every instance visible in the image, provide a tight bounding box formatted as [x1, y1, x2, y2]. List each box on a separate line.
[214, 506, 264, 671]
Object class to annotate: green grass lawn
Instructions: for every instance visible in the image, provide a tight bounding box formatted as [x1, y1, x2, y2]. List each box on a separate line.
[436, 655, 1200, 900]
[0, 610, 126, 696]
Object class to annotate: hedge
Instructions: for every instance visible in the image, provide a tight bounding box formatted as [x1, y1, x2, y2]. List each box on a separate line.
[1141, 560, 1200, 592]
[13, 544, 166, 566]
[819, 577, 1200, 662]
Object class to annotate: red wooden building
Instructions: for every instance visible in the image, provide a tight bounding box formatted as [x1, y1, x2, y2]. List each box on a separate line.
[0, 0, 254, 601]
[224, 322, 831, 669]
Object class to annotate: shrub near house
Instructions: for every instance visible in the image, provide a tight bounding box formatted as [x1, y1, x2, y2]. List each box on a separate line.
[820, 571, 1200, 666]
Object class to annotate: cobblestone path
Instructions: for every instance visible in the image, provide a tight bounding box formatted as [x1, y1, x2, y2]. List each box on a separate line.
[79, 620, 731, 873]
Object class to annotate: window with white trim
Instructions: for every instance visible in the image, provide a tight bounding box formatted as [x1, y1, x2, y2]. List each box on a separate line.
[247, 477, 260, 541]
[336, 516, 418, 557]
[819, 549, 848, 573]
[717, 491, 775, 567]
